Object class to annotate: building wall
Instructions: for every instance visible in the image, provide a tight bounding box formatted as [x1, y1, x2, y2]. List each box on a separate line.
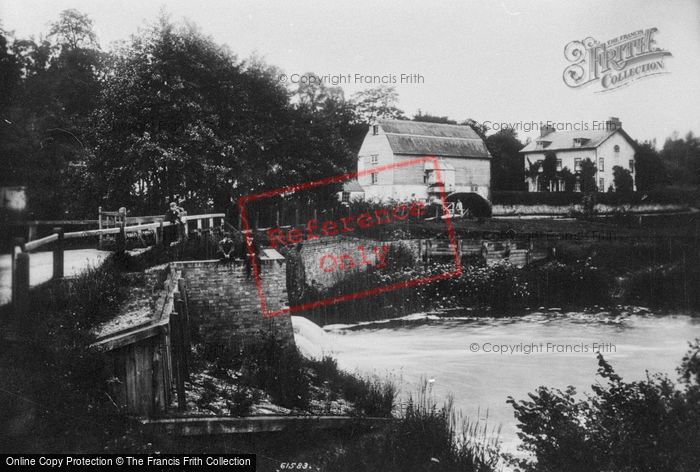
[357, 126, 395, 194]
[596, 132, 636, 191]
[175, 259, 294, 348]
[523, 131, 636, 192]
[357, 126, 491, 202]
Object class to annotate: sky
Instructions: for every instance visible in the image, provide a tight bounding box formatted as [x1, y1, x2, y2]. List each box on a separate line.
[1, 0, 699, 145]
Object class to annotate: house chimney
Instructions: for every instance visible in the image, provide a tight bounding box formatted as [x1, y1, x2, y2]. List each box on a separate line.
[608, 117, 621, 130]
[540, 124, 555, 137]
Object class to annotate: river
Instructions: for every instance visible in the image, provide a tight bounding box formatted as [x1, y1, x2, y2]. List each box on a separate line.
[292, 309, 700, 454]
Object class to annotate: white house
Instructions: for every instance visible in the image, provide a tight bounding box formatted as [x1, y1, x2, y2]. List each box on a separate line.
[356, 120, 491, 202]
[521, 117, 637, 192]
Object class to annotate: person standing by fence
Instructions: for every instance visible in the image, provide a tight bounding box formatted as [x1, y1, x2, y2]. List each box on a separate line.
[164, 202, 182, 246]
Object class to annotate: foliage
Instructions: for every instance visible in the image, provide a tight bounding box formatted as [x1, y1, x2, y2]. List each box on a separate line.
[351, 85, 405, 122]
[0, 254, 140, 452]
[322, 382, 501, 472]
[634, 142, 669, 191]
[507, 340, 700, 472]
[612, 165, 634, 193]
[579, 158, 597, 192]
[413, 110, 457, 124]
[559, 166, 576, 192]
[309, 356, 397, 417]
[487, 128, 526, 191]
[660, 131, 700, 186]
[541, 152, 558, 191]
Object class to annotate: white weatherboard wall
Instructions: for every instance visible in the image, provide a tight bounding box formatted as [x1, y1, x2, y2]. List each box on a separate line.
[357, 126, 491, 201]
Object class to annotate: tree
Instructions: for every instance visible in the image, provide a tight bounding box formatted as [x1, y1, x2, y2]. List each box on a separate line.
[48, 9, 98, 50]
[487, 128, 525, 191]
[524, 159, 542, 191]
[412, 110, 456, 124]
[0, 10, 103, 217]
[580, 158, 597, 192]
[294, 71, 344, 111]
[635, 142, 668, 192]
[612, 166, 634, 193]
[660, 132, 700, 186]
[541, 152, 558, 191]
[90, 17, 354, 214]
[351, 85, 404, 123]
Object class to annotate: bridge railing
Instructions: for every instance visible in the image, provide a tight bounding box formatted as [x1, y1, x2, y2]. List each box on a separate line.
[9, 212, 225, 321]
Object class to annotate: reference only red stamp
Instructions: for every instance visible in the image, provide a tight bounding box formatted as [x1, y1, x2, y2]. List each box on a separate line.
[239, 156, 461, 318]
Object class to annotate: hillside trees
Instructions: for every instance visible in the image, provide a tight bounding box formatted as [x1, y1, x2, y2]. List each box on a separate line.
[90, 18, 356, 214]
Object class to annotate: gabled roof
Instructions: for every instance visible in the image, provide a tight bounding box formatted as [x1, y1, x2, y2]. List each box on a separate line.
[379, 120, 490, 159]
[520, 128, 637, 153]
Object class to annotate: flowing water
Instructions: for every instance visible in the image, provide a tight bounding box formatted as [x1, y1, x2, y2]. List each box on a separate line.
[292, 309, 700, 454]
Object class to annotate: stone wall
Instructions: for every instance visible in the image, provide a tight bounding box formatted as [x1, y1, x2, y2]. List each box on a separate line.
[299, 236, 421, 288]
[174, 254, 293, 348]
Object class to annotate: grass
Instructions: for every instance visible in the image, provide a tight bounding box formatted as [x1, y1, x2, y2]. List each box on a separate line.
[199, 335, 398, 417]
[321, 381, 502, 472]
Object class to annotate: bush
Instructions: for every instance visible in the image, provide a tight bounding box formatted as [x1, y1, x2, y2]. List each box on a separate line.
[310, 355, 397, 417]
[493, 188, 696, 207]
[507, 340, 700, 472]
[322, 382, 501, 472]
[238, 333, 311, 410]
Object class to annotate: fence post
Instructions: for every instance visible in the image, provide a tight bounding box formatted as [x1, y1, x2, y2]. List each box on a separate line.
[27, 223, 37, 242]
[53, 227, 64, 279]
[98, 206, 103, 250]
[116, 207, 127, 253]
[155, 220, 163, 246]
[13, 249, 30, 324]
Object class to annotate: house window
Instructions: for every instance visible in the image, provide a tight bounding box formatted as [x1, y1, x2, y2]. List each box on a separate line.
[614, 145, 620, 153]
[471, 185, 479, 192]
[370, 154, 379, 165]
[423, 171, 430, 184]
[371, 173, 378, 184]
[629, 159, 635, 173]
[599, 158, 604, 172]
[556, 159, 562, 171]
[372, 125, 379, 135]
[599, 178, 604, 192]
[574, 158, 582, 172]
[341, 191, 350, 203]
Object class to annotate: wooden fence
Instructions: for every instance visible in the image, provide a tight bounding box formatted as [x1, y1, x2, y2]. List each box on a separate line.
[8, 210, 225, 320]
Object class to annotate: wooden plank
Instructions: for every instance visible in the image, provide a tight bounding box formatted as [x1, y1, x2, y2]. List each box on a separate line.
[136, 342, 154, 416]
[152, 341, 166, 413]
[24, 233, 58, 252]
[92, 318, 168, 351]
[8, 219, 100, 226]
[125, 344, 138, 415]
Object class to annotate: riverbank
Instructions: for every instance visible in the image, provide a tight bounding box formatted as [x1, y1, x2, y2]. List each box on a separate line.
[293, 233, 700, 326]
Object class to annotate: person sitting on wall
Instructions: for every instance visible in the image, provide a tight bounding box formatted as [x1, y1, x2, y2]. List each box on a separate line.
[217, 232, 236, 262]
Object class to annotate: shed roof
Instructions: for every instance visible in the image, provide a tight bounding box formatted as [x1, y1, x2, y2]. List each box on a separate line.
[379, 120, 490, 159]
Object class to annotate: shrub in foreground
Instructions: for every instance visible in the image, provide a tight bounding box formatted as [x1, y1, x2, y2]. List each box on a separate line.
[507, 339, 700, 472]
